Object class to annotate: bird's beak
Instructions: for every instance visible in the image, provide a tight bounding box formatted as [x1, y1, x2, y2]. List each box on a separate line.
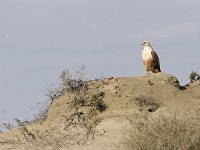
[141, 43, 144, 46]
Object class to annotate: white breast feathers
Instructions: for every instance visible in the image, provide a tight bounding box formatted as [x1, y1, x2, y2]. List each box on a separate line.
[142, 46, 153, 62]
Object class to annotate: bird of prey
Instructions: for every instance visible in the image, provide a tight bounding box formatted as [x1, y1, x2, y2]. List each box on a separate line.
[141, 41, 161, 73]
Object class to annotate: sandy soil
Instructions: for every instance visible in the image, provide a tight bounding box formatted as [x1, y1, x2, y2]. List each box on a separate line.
[0, 73, 200, 150]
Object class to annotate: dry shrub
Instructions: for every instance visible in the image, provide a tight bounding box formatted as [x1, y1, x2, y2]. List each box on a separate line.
[60, 65, 88, 94]
[2, 123, 14, 131]
[118, 111, 200, 150]
[189, 71, 200, 83]
[31, 102, 50, 123]
[165, 76, 180, 88]
[45, 66, 88, 108]
[135, 95, 160, 112]
[0, 66, 107, 149]
[89, 92, 107, 112]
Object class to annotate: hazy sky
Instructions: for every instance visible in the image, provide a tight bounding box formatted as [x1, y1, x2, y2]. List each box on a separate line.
[0, 0, 200, 125]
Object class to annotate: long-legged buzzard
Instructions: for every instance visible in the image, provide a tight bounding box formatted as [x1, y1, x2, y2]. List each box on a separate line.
[141, 41, 161, 73]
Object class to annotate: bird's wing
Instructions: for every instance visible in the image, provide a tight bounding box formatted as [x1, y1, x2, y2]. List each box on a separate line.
[151, 50, 161, 72]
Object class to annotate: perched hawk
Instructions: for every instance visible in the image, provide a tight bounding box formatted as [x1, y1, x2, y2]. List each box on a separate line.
[141, 41, 161, 73]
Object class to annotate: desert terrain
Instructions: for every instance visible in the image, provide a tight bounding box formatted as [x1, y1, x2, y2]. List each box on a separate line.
[0, 72, 200, 150]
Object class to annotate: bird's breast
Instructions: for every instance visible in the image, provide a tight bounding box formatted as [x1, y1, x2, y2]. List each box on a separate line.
[142, 48, 153, 61]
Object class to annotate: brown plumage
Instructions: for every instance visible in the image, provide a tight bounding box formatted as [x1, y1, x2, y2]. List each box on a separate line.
[141, 41, 161, 73]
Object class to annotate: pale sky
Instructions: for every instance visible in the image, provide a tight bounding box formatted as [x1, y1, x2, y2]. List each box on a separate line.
[0, 0, 200, 125]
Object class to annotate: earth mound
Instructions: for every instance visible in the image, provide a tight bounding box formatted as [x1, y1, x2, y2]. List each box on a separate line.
[1, 73, 200, 150]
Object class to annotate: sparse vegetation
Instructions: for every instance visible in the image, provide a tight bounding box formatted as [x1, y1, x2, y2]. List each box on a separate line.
[60, 66, 88, 93]
[44, 66, 88, 106]
[0, 66, 108, 149]
[118, 111, 200, 150]
[189, 71, 200, 82]
[165, 76, 180, 88]
[89, 92, 107, 112]
[2, 123, 14, 131]
[3, 69, 200, 150]
[134, 95, 160, 112]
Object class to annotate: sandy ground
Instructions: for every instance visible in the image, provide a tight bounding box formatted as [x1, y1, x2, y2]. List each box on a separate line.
[0, 73, 200, 150]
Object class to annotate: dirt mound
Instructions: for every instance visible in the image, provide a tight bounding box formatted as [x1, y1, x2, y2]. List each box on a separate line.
[1, 73, 200, 150]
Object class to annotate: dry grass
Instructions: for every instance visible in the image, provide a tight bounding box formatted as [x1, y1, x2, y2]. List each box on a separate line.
[0, 118, 96, 150]
[118, 110, 200, 150]
[21, 123, 95, 150]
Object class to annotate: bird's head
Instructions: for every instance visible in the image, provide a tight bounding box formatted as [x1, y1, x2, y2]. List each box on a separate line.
[141, 41, 151, 47]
